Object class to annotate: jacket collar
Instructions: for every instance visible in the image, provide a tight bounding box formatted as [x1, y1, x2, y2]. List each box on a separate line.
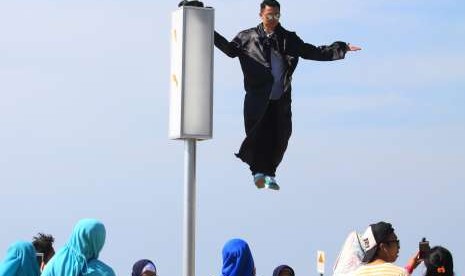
[257, 23, 283, 38]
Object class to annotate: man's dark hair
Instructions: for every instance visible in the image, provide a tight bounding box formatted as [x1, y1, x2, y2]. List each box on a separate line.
[32, 233, 55, 260]
[260, 0, 280, 10]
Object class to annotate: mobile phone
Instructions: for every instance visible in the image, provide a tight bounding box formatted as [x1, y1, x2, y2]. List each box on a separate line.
[36, 252, 44, 266]
[419, 237, 430, 258]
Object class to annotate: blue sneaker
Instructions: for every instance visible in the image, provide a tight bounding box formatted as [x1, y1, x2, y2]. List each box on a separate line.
[253, 173, 266, 189]
[264, 176, 280, 190]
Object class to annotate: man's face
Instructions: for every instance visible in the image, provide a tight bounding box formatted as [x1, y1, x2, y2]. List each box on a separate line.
[141, 272, 156, 276]
[260, 5, 280, 31]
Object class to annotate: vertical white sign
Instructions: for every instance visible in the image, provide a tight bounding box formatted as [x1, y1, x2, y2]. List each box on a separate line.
[169, 6, 214, 140]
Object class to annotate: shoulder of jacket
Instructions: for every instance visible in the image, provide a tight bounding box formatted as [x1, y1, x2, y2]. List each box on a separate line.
[238, 27, 257, 35]
[278, 25, 296, 35]
[235, 27, 259, 41]
[285, 30, 299, 39]
[277, 26, 299, 41]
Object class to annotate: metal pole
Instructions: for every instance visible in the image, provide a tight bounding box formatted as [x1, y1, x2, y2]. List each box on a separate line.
[183, 138, 196, 276]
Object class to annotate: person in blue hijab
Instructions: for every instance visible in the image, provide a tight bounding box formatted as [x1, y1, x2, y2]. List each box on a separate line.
[221, 239, 255, 276]
[0, 241, 40, 276]
[41, 218, 115, 276]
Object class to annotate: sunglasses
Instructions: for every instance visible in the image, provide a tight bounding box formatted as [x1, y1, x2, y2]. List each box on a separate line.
[264, 13, 281, 20]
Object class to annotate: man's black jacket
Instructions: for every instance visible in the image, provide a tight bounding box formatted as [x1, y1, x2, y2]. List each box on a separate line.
[215, 23, 349, 130]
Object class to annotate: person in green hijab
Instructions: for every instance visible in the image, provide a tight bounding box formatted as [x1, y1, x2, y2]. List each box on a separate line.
[0, 241, 40, 276]
[41, 218, 115, 276]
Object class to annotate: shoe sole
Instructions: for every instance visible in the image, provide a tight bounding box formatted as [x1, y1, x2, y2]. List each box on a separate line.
[265, 184, 280, 191]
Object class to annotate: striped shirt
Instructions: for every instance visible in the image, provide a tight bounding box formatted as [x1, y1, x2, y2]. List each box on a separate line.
[353, 263, 409, 276]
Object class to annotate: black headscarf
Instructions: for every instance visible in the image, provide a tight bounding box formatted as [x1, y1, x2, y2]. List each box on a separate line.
[132, 259, 156, 276]
[272, 265, 295, 276]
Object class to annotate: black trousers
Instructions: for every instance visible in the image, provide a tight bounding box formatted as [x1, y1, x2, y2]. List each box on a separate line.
[236, 97, 292, 177]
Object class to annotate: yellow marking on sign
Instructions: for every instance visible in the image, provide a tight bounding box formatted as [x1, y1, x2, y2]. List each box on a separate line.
[172, 74, 178, 87]
[173, 29, 177, 42]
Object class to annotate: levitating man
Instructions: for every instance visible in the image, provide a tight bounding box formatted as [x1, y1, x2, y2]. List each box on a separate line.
[214, 0, 361, 190]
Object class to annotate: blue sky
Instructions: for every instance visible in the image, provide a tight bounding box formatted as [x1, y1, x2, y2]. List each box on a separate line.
[0, 1, 464, 275]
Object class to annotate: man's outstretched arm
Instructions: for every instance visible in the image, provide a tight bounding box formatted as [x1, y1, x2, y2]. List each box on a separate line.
[214, 31, 242, 58]
[293, 34, 361, 61]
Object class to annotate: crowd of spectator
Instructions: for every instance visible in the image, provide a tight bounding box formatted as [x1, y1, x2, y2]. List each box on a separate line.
[0, 220, 455, 276]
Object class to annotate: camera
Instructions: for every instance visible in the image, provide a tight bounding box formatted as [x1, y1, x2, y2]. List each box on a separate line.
[419, 237, 430, 259]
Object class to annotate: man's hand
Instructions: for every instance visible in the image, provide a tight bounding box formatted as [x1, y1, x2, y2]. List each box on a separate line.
[348, 44, 362, 51]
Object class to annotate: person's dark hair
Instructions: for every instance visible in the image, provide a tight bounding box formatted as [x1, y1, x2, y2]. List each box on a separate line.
[424, 246, 454, 276]
[260, 0, 280, 10]
[369, 221, 395, 262]
[32, 233, 55, 261]
[372, 221, 395, 244]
